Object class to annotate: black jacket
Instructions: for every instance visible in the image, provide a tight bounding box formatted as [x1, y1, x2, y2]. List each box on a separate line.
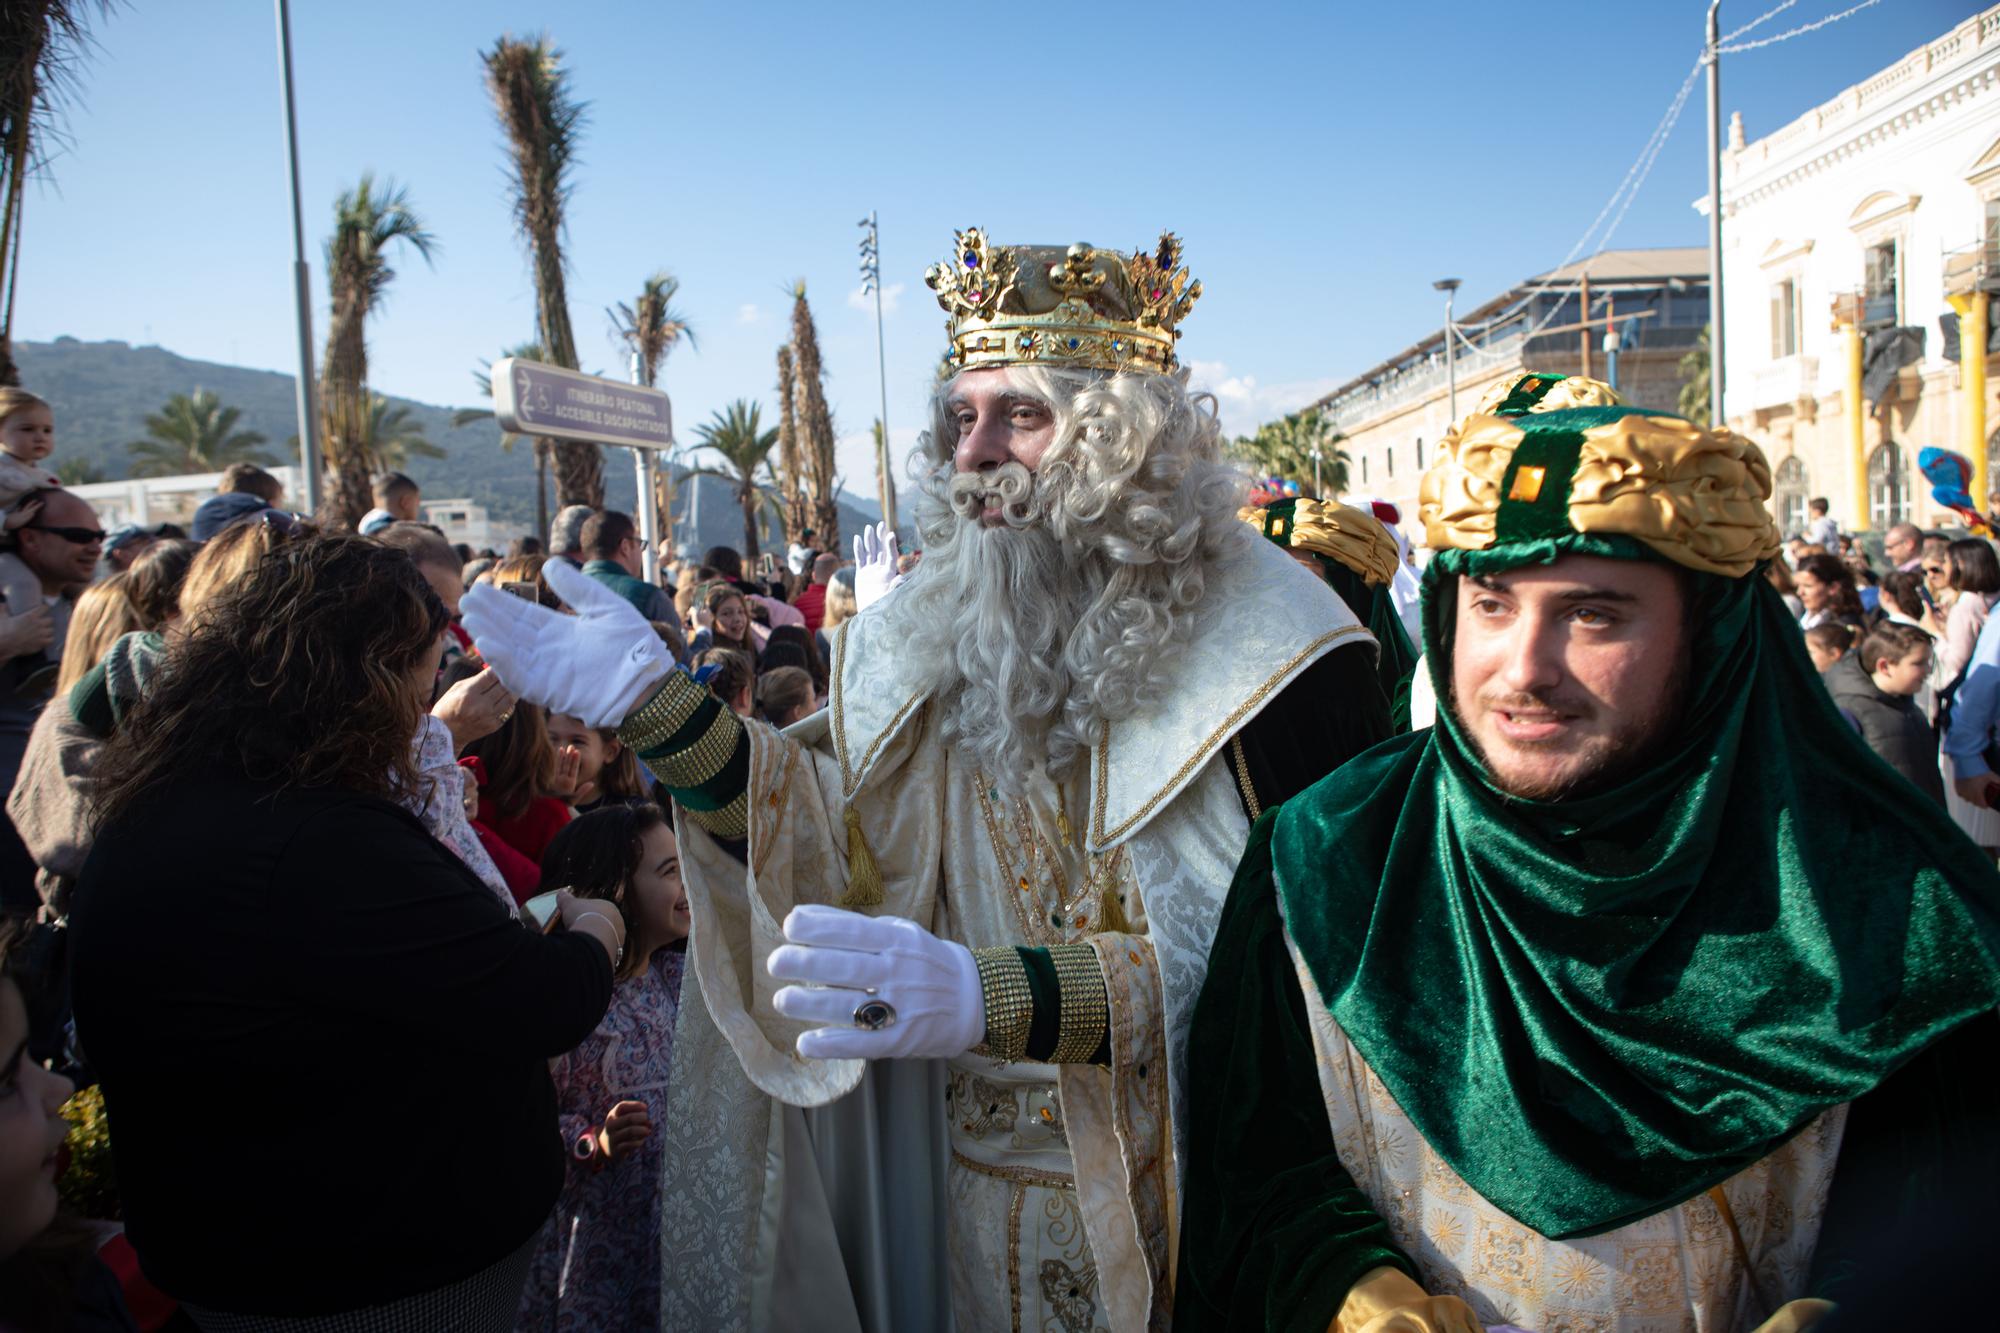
[68, 775, 613, 1316]
[1825, 656, 1945, 804]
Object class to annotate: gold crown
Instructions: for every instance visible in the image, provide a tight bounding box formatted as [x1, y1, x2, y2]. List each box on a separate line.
[925, 228, 1200, 375]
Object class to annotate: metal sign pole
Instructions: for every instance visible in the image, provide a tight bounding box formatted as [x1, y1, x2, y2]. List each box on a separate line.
[274, 0, 320, 515]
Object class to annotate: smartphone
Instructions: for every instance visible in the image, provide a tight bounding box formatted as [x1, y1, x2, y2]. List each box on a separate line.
[502, 580, 540, 602]
[757, 552, 777, 578]
[524, 890, 562, 933]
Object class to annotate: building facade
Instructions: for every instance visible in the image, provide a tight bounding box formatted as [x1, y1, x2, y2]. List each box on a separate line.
[1715, 6, 2000, 536]
[1311, 249, 1710, 549]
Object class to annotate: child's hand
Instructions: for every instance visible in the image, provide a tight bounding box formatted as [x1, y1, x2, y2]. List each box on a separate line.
[3, 496, 42, 532]
[595, 1099, 651, 1163]
[551, 744, 582, 797]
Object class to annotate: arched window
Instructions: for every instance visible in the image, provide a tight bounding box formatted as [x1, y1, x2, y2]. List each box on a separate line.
[1774, 456, 1810, 536]
[1868, 442, 1908, 529]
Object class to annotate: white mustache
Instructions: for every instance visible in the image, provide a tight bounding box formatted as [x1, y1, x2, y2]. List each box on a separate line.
[947, 461, 1037, 525]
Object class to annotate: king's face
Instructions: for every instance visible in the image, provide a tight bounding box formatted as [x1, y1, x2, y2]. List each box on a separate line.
[945, 370, 1056, 526]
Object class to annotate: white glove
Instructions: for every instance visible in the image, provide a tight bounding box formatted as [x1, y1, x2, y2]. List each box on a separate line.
[852, 522, 904, 612]
[768, 904, 984, 1061]
[458, 559, 671, 729]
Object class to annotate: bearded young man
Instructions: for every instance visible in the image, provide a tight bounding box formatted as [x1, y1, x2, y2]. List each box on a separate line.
[463, 230, 1391, 1331]
[1173, 376, 2000, 1333]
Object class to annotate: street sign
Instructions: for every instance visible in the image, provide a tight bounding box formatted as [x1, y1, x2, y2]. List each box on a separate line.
[491, 358, 673, 451]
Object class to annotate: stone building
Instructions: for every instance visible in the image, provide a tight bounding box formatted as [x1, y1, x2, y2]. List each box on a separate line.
[1311, 248, 1709, 548]
[1712, 6, 2000, 536]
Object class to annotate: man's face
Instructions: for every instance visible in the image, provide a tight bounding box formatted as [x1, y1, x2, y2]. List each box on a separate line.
[947, 370, 1056, 527]
[1884, 528, 1918, 565]
[616, 531, 644, 577]
[419, 560, 463, 618]
[391, 490, 422, 522]
[16, 492, 103, 588]
[1450, 555, 1690, 801]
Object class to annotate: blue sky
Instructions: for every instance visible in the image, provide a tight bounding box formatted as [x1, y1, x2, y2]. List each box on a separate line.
[15, 0, 1978, 489]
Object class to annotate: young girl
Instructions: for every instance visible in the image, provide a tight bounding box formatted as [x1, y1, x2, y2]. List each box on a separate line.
[547, 711, 652, 813]
[517, 805, 689, 1331]
[460, 702, 577, 871]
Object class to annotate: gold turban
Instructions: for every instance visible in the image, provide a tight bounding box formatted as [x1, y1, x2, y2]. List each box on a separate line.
[1418, 390, 1782, 579]
[1240, 497, 1402, 587]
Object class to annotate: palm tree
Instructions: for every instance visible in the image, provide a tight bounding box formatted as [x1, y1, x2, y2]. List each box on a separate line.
[1678, 325, 1711, 427]
[454, 341, 548, 535]
[787, 281, 841, 544]
[691, 400, 779, 562]
[610, 270, 695, 550]
[127, 389, 275, 477]
[361, 396, 444, 470]
[1228, 407, 1350, 498]
[319, 174, 437, 529]
[483, 34, 600, 509]
[773, 343, 807, 546]
[0, 1, 112, 386]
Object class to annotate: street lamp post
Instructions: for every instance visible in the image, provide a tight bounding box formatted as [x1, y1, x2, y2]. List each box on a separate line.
[858, 213, 897, 532]
[1311, 444, 1323, 498]
[1434, 278, 1462, 422]
[1705, 0, 1727, 430]
[273, 0, 320, 515]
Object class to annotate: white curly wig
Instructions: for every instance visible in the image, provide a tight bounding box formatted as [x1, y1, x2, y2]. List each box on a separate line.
[878, 364, 1247, 790]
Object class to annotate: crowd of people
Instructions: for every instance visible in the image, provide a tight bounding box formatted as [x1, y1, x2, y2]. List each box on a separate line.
[0, 225, 1991, 1333]
[0, 384, 900, 1330]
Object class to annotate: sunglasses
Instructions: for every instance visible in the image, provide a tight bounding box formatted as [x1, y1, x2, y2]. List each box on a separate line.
[24, 524, 106, 545]
[1923, 564, 1948, 575]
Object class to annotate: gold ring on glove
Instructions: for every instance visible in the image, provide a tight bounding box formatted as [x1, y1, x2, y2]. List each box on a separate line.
[852, 1000, 896, 1030]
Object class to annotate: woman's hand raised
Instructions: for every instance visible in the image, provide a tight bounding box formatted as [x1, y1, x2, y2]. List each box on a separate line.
[461, 561, 670, 729]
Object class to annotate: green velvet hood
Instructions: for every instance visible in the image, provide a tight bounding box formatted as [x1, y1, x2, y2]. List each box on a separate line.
[1273, 530, 2000, 1239]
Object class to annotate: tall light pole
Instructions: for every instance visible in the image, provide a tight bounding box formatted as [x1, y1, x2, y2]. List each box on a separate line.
[1434, 278, 1462, 422]
[1705, 0, 1727, 429]
[858, 212, 897, 531]
[273, 0, 320, 514]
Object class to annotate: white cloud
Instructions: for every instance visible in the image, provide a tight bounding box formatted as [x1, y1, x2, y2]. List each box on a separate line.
[1185, 358, 1340, 438]
[848, 281, 905, 315]
[736, 303, 762, 325]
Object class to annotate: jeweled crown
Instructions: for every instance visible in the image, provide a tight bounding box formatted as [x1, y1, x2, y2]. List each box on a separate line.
[925, 228, 1200, 375]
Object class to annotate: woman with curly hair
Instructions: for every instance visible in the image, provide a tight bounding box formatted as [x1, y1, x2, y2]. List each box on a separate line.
[68, 536, 622, 1330]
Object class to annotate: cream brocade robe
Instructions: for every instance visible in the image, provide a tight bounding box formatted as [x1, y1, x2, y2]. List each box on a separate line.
[1282, 936, 1849, 1333]
[655, 533, 1373, 1333]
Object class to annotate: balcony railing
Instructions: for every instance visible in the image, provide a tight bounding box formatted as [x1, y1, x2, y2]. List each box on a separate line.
[1860, 287, 1900, 331]
[1943, 241, 2000, 297]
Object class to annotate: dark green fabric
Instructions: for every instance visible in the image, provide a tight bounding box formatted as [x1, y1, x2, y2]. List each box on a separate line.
[1019, 946, 1061, 1061]
[1317, 559, 1418, 733]
[69, 661, 114, 739]
[1173, 811, 1416, 1333]
[1486, 371, 1565, 416]
[1275, 528, 2000, 1238]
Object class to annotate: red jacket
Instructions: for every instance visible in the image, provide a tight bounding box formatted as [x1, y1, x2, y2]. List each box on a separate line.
[793, 582, 828, 634]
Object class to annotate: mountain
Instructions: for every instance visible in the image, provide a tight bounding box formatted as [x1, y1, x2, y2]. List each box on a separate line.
[14, 337, 880, 551]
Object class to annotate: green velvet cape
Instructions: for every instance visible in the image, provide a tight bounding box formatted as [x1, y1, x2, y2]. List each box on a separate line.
[1274, 532, 2000, 1239]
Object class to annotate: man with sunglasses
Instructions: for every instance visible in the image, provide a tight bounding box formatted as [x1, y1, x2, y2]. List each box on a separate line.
[0, 488, 102, 910]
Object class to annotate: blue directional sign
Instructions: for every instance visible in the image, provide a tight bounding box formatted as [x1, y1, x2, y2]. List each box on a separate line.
[490, 358, 673, 451]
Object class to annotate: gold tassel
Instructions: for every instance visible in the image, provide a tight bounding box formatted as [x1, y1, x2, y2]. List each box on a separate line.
[838, 807, 885, 908]
[1098, 877, 1133, 935]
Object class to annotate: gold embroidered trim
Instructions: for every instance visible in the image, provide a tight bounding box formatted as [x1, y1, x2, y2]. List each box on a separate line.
[828, 620, 927, 799]
[972, 947, 1034, 1064]
[1007, 1182, 1027, 1333]
[954, 1147, 1075, 1189]
[749, 745, 801, 879]
[1228, 734, 1260, 820]
[1049, 944, 1108, 1065]
[652, 703, 742, 790]
[1091, 624, 1371, 846]
[684, 788, 748, 839]
[619, 672, 710, 755]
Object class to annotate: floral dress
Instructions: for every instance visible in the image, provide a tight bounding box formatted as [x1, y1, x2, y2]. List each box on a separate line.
[516, 946, 685, 1332]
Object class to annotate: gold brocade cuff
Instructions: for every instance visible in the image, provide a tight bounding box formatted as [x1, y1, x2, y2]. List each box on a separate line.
[972, 947, 1033, 1064]
[1048, 944, 1109, 1065]
[685, 789, 749, 840]
[652, 704, 741, 792]
[619, 672, 711, 756]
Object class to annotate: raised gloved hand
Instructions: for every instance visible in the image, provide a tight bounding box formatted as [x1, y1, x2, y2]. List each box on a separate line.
[459, 559, 670, 729]
[768, 904, 984, 1061]
[852, 522, 904, 612]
